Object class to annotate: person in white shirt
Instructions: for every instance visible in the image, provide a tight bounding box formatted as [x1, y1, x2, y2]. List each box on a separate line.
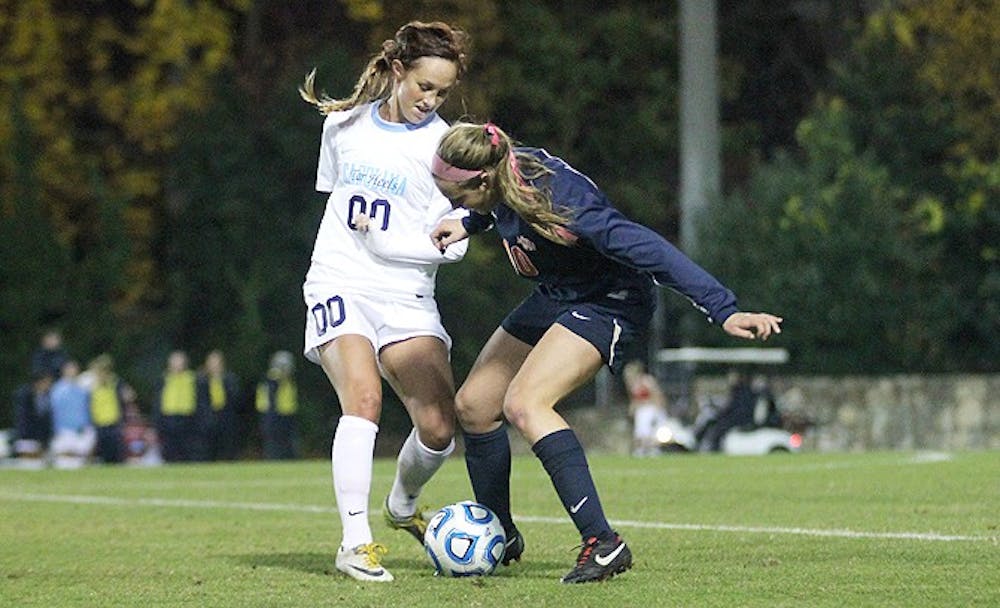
[298, 20, 470, 583]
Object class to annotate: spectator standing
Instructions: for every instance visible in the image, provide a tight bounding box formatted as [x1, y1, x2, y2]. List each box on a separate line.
[49, 359, 95, 468]
[86, 354, 126, 464]
[197, 350, 241, 460]
[155, 350, 201, 462]
[256, 351, 299, 460]
[623, 360, 669, 457]
[30, 327, 69, 379]
[12, 371, 54, 466]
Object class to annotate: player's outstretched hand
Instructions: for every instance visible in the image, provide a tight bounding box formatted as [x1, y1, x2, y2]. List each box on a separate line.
[430, 218, 469, 252]
[722, 312, 783, 341]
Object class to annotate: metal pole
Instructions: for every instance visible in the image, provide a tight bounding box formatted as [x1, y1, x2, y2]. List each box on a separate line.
[679, 0, 720, 257]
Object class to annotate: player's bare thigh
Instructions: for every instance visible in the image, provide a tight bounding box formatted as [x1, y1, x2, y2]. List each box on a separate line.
[455, 327, 533, 434]
[318, 335, 383, 422]
[504, 324, 603, 443]
[380, 335, 456, 449]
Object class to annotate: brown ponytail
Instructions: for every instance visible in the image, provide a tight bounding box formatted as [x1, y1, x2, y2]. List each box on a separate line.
[300, 21, 469, 115]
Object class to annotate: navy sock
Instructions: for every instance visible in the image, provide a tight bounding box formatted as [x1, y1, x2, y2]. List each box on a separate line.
[463, 426, 515, 534]
[532, 428, 613, 541]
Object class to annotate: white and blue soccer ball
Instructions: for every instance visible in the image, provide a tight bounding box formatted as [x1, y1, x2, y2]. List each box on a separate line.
[424, 501, 506, 577]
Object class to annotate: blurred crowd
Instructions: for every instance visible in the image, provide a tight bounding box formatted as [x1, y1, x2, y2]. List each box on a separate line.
[3, 328, 302, 469]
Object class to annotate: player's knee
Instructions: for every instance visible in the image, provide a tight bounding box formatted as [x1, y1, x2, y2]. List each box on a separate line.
[420, 428, 454, 452]
[501, 389, 531, 433]
[454, 388, 494, 433]
[347, 387, 382, 422]
[454, 390, 476, 426]
[416, 412, 455, 450]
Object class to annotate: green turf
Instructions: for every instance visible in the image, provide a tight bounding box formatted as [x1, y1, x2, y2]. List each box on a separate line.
[1, 451, 997, 607]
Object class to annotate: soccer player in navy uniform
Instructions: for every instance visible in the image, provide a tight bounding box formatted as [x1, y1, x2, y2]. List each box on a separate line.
[428, 122, 783, 583]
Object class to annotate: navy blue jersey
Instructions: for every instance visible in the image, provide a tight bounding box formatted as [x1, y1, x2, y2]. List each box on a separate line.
[465, 148, 739, 325]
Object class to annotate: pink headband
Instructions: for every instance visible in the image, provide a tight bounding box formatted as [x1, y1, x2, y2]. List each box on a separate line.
[432, 154, 484, 182]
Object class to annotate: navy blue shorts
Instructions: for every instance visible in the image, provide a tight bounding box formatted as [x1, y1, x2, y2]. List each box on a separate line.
[500, 287, 655, 374]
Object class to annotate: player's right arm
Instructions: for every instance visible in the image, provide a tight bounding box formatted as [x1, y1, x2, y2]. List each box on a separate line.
[355, 199, 470, 265]
[358, 213, 468, 264]
[430, 211, 493, 251]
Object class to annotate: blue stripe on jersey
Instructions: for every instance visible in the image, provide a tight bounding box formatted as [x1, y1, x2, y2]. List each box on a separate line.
[369, 102, 439, 132]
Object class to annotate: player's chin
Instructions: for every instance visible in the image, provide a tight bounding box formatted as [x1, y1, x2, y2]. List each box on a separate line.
[408, 108, 429, 123]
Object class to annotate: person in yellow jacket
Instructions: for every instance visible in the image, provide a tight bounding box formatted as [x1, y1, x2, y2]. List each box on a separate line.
[155, 350, 200, 462]
[197, 350, 242, 460]
[256, 351, 299, 459]
[84, 354, 126, 464]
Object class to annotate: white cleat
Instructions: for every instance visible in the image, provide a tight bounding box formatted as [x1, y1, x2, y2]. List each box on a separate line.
[335, 543, 394, 582]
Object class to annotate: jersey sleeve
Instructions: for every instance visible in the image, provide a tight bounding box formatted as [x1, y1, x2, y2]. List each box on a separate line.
[427, 190, 470, 263]
[572, 192, 740, 325]
[315, 113, 340, 193]
[461, 211, 495, 235]
[361, 200, 469, 265]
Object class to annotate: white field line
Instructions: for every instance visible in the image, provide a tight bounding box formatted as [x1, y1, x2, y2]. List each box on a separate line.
[0, 491, 994, 544]
[518, 514, 993, 543]
[907, 451, 954, 463]
[0, 492, 335, 514]
[773, 451, 955, 471]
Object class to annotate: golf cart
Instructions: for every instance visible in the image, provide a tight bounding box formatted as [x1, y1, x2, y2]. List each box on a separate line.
[653, 347, 804, 455]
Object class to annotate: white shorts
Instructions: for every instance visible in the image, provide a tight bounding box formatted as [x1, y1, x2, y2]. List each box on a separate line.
[303, 287, 451, 366]
[51, 427, 97, 456]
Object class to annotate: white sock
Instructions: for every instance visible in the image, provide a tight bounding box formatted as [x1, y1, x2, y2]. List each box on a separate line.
[332, 415, 378, 550]
[387, 428, 455, 518]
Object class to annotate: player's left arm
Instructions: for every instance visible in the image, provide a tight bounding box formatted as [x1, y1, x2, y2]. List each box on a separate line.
[721, 311, 783, 341]
[573, 195, 782, 336]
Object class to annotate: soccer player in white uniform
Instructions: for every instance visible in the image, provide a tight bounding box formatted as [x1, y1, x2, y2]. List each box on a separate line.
[299, 21, 470, 582]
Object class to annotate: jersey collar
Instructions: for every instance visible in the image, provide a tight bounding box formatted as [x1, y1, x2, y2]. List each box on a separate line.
[371, 101, 436, 132]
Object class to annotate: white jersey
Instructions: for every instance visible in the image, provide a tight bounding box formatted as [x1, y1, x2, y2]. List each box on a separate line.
[305, 101, 467, 299]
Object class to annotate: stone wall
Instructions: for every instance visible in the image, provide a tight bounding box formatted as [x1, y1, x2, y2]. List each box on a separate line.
[488, 374, 1000, 455]
[693, 373, 1000, 452]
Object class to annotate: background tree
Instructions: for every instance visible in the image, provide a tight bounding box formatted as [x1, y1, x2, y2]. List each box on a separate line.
[1, 0, 249, 416]
[3, 1, 995, 450]
[697, 1, 1000, 373]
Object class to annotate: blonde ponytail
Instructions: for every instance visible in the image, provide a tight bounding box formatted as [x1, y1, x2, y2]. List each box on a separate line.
[436, 122, 575, 246]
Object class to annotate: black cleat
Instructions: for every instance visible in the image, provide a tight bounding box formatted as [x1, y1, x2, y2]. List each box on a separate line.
[501, 527, 525, 565]
[560, 533, 632, 583]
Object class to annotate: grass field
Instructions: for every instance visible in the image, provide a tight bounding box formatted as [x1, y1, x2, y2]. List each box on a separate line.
[1, 450, 997, 607]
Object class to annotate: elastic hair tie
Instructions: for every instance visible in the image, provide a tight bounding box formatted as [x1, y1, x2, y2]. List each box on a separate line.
[484, 122, 501, 147]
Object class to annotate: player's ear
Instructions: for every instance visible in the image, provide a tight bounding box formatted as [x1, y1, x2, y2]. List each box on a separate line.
[479, 170, 494, 190]
[390, 59, 406, 81]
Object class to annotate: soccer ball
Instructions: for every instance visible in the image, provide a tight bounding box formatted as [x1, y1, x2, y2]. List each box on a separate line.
[424, 501, 506, 577]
